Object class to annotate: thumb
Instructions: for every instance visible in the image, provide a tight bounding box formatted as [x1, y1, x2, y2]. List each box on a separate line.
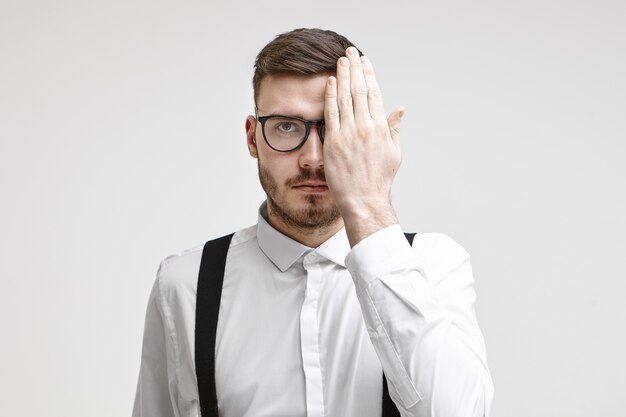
[388, 106, 405, 142]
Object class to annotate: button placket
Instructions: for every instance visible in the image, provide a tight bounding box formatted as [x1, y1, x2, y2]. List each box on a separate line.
[300, 253, 325, 417]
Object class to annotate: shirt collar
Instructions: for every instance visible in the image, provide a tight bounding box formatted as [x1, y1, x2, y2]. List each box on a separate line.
[256, 202, 350, 272]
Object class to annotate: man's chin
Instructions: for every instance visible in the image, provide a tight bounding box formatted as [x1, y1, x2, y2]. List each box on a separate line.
[299, 193, 331, 205]
[269, 198, 341, 230]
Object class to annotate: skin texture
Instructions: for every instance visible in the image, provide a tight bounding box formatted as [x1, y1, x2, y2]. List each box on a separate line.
[246, 47, 404, 248]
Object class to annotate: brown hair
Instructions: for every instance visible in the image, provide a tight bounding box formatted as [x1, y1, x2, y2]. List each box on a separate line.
[253, 28, 363, 103]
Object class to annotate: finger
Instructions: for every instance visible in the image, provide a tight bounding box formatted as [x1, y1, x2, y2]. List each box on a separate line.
[361, 56, 386, 121]
[336, 56, 355, 126]
[388, 106, 405, 143]
[324, 76, 340, 135]
[346, 47, 370, 124]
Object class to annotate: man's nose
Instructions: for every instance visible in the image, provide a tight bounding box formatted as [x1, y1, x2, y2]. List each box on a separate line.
[298, 128, 324, 169]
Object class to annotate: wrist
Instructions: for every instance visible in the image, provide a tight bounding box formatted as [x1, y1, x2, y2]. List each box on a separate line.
[339, 200, 398, 247]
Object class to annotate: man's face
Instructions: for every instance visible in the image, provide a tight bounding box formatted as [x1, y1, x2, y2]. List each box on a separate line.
[246, 73, 341, 231]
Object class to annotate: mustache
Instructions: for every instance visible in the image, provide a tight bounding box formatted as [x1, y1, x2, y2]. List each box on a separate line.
[285, 168, 326, 187]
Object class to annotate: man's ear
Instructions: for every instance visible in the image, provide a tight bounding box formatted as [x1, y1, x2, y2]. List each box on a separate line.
[245, 115, 258, 158]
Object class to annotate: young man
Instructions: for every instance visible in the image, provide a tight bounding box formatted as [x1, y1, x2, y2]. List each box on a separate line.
[133, 28, 493, 417]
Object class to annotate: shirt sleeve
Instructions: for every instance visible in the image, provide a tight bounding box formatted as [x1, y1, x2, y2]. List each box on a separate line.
[345, 225, 494, 417]
[132, 271, 181, 417]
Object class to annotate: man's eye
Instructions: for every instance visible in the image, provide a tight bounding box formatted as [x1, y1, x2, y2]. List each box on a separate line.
[277, 122, 297, 132]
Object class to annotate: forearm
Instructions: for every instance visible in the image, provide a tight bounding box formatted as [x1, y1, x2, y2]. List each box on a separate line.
[346, 227, 494, 417]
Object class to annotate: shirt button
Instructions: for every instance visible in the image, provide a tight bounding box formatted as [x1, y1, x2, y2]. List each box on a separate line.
[304, 252, 317, 263]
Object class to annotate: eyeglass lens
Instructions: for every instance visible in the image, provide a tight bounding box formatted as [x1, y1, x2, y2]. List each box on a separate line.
[262, 117, 323, 151]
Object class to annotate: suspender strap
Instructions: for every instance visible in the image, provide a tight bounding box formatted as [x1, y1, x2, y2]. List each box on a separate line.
[404, 232, 416, 246]
[195, 231, 416, 417]
[195, 233, 234, 417]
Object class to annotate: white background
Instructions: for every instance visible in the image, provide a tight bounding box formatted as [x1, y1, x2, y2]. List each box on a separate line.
[1, 0, 625, 416]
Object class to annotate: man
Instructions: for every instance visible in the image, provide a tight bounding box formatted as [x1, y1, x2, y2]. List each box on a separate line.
[133, 28, 494, 417]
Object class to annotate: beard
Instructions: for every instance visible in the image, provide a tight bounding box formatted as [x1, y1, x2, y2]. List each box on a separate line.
[257, 160, 341, 231]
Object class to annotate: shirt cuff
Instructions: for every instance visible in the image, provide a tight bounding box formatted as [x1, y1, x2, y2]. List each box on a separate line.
[345, 225, 415, 293]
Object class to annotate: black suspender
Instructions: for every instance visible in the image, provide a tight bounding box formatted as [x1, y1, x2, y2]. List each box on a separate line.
[195, 232, 416, 417]
[195, 233, 234, 417]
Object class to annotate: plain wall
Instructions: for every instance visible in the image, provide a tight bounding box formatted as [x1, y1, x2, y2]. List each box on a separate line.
[1, 0, 624, 415]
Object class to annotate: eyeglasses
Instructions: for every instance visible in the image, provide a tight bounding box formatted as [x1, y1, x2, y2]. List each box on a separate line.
[255, 108, 325, 152]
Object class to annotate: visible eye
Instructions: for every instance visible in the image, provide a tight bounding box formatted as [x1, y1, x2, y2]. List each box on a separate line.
[277, 122, 297, 133]
[269, 118, 304, 136]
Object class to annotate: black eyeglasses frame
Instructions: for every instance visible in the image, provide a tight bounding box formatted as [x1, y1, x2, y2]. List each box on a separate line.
[255, 108, 325, 153]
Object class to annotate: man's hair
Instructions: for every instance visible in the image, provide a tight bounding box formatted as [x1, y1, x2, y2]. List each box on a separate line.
[253, 28, 363, 103]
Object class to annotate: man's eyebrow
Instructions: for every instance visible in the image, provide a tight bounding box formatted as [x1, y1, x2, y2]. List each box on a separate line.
[259, 110, 309, 119]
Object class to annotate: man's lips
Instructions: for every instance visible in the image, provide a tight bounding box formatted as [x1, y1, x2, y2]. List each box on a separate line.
[292, 183, 329, 192]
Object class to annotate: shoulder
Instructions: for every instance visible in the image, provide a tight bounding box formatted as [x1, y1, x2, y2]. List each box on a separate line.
[156, 224, 258, 299]
[411, 232, 469, 259]
[410, 232, 472, 281]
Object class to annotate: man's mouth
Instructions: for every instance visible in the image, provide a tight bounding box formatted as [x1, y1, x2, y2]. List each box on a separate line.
[292, 183, 329, 193]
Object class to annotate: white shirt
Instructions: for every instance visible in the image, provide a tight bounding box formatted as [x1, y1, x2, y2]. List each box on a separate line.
[132, 205, 494, 417]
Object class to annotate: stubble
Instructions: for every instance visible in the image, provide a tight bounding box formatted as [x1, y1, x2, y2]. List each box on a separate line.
[257, 160, 341, 232]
